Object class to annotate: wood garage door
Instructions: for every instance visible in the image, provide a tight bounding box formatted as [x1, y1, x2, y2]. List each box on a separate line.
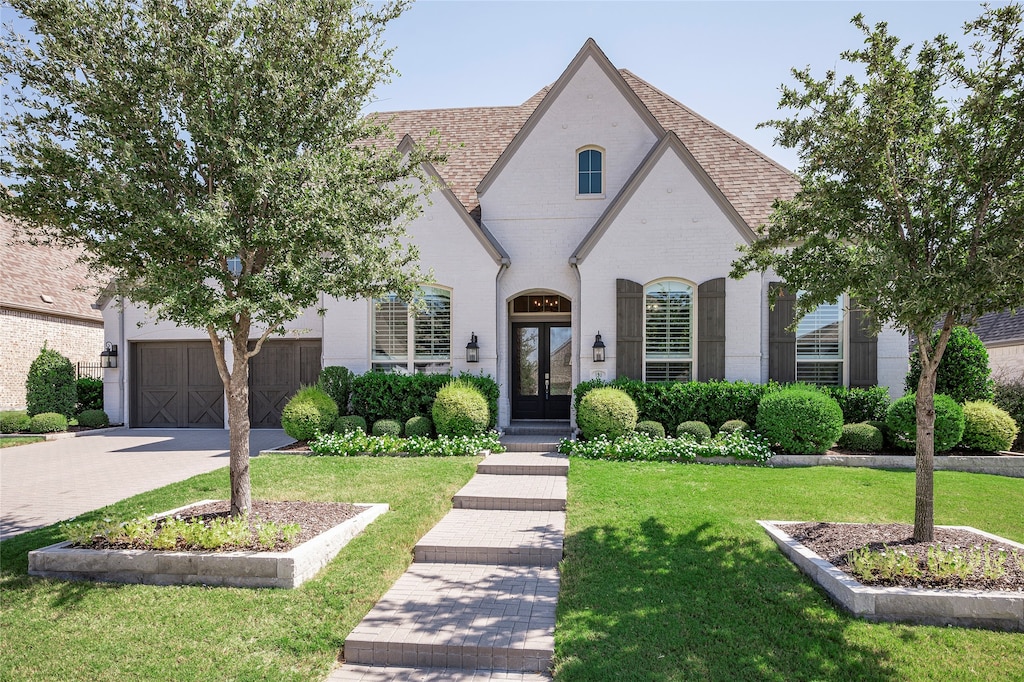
[131, 342, 225, 428]
[248, 340, 322, 428]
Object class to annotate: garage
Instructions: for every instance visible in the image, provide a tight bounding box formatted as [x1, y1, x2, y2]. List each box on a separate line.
[130, 339, 322, 428]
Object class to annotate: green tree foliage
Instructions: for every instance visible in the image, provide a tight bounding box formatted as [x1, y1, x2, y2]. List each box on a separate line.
[1, 0, 437, 515]
[731, 6, 1024, 540]
[25, 347, 76, 418]
[906, 327, 994, 403]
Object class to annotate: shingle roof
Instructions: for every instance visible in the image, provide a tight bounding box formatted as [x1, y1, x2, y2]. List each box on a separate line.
[1, 218, 103, 322]
[371, 64, 797, 230]
[973, 309, 1024, 344]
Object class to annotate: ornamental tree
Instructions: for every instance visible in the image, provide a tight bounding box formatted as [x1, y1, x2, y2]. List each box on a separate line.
[731, 5, 1024, 541]
[1, 0, 439, 515]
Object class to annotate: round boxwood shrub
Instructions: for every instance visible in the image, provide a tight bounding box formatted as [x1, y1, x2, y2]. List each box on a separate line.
[718, 419, 750, 435]
[281, 386, 338, 441]
[756, 387, 843, 455]
[405, 415, 433, 438]
[635, 420, 665, 439]
[577, 387, 638, 440]
[432, 379, 490, 437]
[334, 415, 367, 434]
[1, 411, 31, 433]
[77, 409, 110, 428]
[676, 420, 712, 442]
[838, 423, 884, 452]
[864, 420, 891, 446]
[960, 401, 1019, 452]
[26, 347, 77, 418]
[29, 412, 68, 433]
[372, 419, 403, 437]
[886, 393, 965, 453]
[906, 327, 993, 403]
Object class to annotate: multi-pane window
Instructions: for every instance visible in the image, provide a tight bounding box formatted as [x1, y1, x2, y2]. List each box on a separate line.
[796, 297, 844, 385]
[372, 286, 451, 374]
[644, 280, 693, 382]
[578, 148, 603, 195]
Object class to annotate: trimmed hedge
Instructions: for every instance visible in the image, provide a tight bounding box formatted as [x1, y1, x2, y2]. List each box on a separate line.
[960, 401, 1019, 453]
[29, 412, 68, 433]
[26, 347, 77, 418]
[864, 420, 891, 447]
[318, 366, 354, 415]
[906, 327, 994, 403]
[676, 420, 712, 442]
[405, 415, 433, 438]
[993, 379, 1024, 452]
[756, 386, 843, 455]
[334, 415, 367, 434]
[886, 393, 965, 453]
[351, 372, 498, 428]
[577, 387, 637, 440]
[77, 409, 110, 428]
[281, 386, 338, 441]
[432, 379, 490, 437]
[718, 419, 750, 434]
[838, 423, 884, 452]
[635, 420, 665, 439]
[372, 419, 403, 437]
[819, 385, 890, 423]
[75, 377, 103, 413]
[1, 410, 31, 434]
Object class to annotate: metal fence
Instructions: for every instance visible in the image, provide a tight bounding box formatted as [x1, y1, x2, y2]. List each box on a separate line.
[76, 362, 103, 380]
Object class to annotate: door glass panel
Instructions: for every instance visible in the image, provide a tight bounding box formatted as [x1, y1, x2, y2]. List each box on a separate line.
[516, 327, 539, 396]
[548, 327, 572, 396]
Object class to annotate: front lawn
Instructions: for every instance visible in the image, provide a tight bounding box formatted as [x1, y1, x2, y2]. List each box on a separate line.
[0, 436, 45, 448]
[556, 462, 1024, 681]
[0, 455, 479, 682]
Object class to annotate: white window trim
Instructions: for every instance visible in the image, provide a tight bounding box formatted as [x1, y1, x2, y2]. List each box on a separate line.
[370, 285, 453, 374]
[576, 145, 606, 199]
[642, 278, 697, 382]
[795, 294, 848, 387]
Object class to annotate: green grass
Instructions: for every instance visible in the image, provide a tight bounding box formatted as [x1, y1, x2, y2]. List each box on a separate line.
[0, 436, 45, 448]
[555, 462, 1024, 681]
[0, 455, 479, 682]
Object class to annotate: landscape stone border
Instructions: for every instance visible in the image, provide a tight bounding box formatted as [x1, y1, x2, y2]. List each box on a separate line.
[0, 426, 122, 441]
[28, 500, 388, 589]
[759, 520, 1024, 632]
[768, 453, 1024, 478]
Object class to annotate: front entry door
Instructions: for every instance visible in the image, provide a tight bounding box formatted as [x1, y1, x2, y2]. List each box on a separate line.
[512, 323, 572, 420]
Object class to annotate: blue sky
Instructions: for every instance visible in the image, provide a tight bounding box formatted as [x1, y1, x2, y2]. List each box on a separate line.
[372, 1, 999, 171]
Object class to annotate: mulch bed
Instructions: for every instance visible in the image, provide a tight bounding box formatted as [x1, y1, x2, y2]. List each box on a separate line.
[83, 500, 367, 553]
[785, 522, 1024, 592]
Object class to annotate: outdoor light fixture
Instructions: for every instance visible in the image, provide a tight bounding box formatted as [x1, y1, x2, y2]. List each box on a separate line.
[466, 333, 480, 363]
[100, 342, 118, 369]
[592, 332, 606, 363]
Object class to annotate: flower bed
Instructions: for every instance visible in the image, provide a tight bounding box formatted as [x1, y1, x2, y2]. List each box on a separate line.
[309, 430, 502, 456]
[558, 431, 774, 463]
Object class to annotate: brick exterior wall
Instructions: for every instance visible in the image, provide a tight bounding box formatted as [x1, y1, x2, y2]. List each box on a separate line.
[1, 308, 104, 410]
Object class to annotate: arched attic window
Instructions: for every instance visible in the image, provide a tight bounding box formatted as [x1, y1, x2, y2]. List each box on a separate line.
[577, 146, 604, 196]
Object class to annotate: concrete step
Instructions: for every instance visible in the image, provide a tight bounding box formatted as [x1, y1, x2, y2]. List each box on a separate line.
[343, 563, 558, 672]
[503, 420, 571, 436]
[499, 436, 565, 453]
[329, 665, 551, 681]
[453, 475, 566, 512]
[478, 452, 569, 477]
[414, 510, 565, 567]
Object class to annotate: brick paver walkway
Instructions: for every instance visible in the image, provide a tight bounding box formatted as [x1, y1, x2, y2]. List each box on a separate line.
[330, 441, 569, 681]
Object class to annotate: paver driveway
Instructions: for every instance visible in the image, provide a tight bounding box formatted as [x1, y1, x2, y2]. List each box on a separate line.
[0, 428, 291, 538]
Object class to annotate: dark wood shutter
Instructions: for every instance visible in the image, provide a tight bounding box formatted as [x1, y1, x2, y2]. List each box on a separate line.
[848, 297, 878, 387]
[616, 279, 643, 380]
[697, 278, 726, 380]
[768, 282, 796, 383]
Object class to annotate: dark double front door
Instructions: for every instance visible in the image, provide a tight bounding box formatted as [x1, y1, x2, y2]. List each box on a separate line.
[511, 323, 572, 420]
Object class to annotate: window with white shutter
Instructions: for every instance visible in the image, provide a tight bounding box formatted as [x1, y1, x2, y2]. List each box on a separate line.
[372, 286, 452, 374]
[644, 280, 693, 382]
[796, 297, 844, 385]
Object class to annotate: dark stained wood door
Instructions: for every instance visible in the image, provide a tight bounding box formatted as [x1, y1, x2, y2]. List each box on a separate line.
[248, 340, 322, 428]
[131, 342, 224, 428]
[511, 323, 571, 420]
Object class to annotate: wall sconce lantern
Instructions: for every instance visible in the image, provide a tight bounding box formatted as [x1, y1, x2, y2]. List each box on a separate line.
[466, 333, 480, 363]
[100, 342, 118, 369]
[592, 332, 606, 363]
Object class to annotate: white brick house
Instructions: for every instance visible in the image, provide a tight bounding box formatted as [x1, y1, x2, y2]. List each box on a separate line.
[101, 39, 908, 429]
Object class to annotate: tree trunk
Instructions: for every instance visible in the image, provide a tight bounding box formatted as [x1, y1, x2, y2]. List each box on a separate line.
[227, 340, 252, 517]
[913, 361, 939, 542]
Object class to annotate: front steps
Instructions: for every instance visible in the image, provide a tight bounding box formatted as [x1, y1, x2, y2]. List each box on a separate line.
[500, 421, 573, 454]
[334, 449, 568, 680]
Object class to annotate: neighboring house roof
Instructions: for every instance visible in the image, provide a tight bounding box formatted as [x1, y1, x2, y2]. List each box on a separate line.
[973, 309, 1024, 345]
[371, 39, 798, 231]
[0, 217, 103, 322]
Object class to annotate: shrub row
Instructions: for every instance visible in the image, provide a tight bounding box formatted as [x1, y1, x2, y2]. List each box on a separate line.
[350, 372, 498, 428]
[993, 379, 1024, 452]
[558, 430, 774, 463]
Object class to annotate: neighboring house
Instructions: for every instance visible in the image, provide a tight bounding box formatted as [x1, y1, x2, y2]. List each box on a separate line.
[100, 39, 908, 429]
[973, 310, 1024, 381]
[1, 217, 105, 411]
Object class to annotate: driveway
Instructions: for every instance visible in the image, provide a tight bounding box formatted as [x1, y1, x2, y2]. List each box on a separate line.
[0, 428, 292, 539]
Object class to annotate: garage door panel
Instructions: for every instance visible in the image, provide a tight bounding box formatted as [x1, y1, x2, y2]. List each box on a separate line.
[249, 340, 322, 428]
[187, 389, 225, 426]
[138, 389, 179, 427]
[132, 342, 225, 428]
